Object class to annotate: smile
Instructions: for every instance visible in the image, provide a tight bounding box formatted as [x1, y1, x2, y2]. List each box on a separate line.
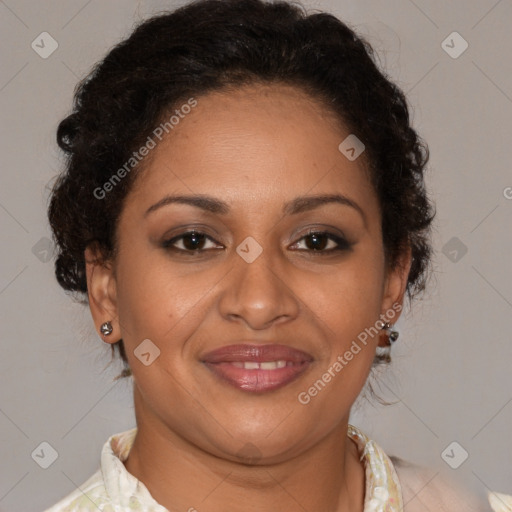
[201, 344, 313, 392]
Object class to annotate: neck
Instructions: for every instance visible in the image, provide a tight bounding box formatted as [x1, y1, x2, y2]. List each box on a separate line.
[123, 386, 365, 512]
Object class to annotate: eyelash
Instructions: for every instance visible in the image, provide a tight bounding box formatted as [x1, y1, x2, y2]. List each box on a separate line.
[161, 229, 352, 255]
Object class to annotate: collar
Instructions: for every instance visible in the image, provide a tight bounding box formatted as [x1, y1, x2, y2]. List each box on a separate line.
[347, 425, 403, 511]
[101, 427, 168, 510]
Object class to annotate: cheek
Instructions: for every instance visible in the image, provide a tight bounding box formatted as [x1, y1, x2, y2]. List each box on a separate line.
[311, 247, 385, 334]
[113, 249, 218, 364]
[113, 247, 177, 345]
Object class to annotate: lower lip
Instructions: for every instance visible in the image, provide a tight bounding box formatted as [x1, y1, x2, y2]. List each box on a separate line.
[203, 361, 312, 392]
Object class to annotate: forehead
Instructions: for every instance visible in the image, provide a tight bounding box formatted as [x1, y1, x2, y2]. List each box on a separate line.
[128, 83, 377, 216]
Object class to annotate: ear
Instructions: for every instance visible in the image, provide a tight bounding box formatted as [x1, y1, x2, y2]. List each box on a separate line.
[84, 242, 120, 344]
[378, 244, 412, 347]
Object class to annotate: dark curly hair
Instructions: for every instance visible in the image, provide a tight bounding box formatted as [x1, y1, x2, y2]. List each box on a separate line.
[48, 0, 435, 379]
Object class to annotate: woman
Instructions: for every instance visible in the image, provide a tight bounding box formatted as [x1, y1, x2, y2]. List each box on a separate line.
[43, 0, 510, 510]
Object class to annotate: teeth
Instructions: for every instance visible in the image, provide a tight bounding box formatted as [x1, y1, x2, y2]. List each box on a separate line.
[230, 360, 288, 370]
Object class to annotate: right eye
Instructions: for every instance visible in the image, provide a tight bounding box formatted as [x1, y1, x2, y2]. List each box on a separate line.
[162, 231, 223, 254]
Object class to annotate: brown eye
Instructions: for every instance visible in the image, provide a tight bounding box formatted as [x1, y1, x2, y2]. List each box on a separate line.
[162, 231, 221, 253]
[291, 231, 352, 253]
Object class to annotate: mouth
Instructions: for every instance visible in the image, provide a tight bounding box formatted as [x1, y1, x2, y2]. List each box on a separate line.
[201, 343, 313, 393]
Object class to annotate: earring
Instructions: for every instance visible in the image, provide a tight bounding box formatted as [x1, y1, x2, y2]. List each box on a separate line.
[382, 321, 399, 344]
[100, 321, 113, 336]
[375, 321, 399, 364]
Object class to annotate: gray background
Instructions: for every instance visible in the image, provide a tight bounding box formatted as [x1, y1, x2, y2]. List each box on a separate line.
[0, 0, 511, 510]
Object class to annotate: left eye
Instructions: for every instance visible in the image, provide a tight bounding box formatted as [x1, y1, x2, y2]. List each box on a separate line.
[291, 231, 351, 252]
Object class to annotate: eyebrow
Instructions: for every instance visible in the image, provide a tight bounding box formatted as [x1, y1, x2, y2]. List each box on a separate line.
[144, 193, 366, 224]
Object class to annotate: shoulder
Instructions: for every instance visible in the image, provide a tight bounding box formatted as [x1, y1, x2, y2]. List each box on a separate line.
[389, 455, 493, 512]
[42, 469, 111, 512]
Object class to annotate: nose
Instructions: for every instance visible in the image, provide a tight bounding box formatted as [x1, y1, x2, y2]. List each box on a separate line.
[218, 244, 300, 330]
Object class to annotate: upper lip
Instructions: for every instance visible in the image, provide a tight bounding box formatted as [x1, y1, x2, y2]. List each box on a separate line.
[201, 343, 314, 364]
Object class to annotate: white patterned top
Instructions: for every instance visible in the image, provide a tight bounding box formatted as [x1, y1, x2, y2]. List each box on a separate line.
[43, 425, 509, 511]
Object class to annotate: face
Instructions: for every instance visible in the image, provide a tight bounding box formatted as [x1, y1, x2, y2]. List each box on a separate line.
[86, 83, 410, 463]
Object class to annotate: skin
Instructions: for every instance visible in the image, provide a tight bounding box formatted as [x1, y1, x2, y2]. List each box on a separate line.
[85, 83, 411, 512]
